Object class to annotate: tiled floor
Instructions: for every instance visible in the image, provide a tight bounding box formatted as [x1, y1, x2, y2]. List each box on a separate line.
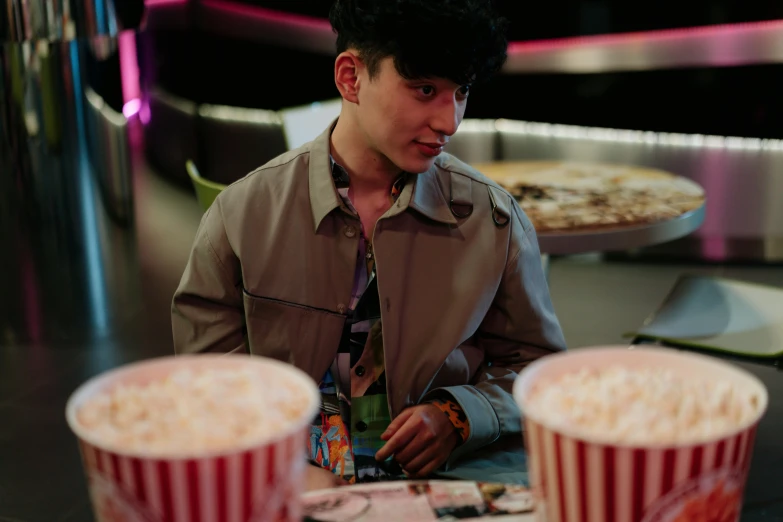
[1, 150, 782, 521]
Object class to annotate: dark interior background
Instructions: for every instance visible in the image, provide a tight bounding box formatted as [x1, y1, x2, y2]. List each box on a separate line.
[134, 0, 783, 138]
[228, 1, 783, 39]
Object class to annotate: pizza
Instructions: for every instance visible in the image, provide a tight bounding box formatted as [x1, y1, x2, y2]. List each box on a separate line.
[473, 161, 705, 233]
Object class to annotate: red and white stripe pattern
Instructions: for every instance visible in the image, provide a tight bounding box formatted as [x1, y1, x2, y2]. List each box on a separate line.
[78, 428, 308, 522]
[525, 418, 758, 522]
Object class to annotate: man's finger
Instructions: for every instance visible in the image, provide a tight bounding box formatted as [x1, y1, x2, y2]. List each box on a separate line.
[375, 415, 419, 461]
[381, 408, 415, 441]
[413, 457, 446, 479]
[393, 432, 433, 467]
[400, 445, 441, 476]
[403, 447, 449, 478]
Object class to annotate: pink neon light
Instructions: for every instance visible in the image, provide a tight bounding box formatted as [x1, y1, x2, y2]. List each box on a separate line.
[118, 30, 140, 104]
[508, 19, 783, 54]
[703, 237, 727, 261]
[139, 99, 151, 125]
[697, 150, 730, 261]
[198, 0, 333, 32]
[123, 98, 142, 118]
[144, 0, 187, 6]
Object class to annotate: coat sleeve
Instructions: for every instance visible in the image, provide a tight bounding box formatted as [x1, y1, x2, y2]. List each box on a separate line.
[424, 195, 566, 463]
[171, 196, 248, 355]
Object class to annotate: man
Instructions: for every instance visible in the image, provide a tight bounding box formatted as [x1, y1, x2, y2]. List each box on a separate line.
[172, 0, 566, 490]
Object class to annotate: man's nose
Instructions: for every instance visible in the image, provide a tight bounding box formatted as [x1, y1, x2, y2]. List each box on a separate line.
[430, 97, 462, 137]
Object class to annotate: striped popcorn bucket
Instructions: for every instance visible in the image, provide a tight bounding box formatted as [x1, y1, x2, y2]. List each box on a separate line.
[513, 346, 768, 522]
[66, 355, 320, 522]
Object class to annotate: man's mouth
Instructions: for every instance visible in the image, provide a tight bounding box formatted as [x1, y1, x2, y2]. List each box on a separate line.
[414, 141, 445, 157]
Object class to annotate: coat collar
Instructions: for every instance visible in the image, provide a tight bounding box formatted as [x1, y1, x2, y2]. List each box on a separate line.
[308, 121, 344, 231]
[309, 121, 458, 231]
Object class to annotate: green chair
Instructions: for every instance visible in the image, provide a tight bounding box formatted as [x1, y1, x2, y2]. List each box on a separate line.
[186, 160, 226, 212]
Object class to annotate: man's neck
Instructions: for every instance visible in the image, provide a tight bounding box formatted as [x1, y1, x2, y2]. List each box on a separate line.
[330, 116, 402, 196]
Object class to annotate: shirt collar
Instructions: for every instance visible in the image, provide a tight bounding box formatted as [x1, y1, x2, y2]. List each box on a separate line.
[330, 157, 351, 189]
[330, 157, 408, 204]
[309, 122, 458, 231]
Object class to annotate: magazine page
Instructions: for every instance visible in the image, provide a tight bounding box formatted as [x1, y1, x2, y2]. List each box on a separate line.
[302, 480, 535, 522]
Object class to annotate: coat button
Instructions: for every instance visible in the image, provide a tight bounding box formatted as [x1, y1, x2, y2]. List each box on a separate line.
[356, 421, 368, 432]
[343, 225, 357, 238]
[355, 365, 366, 377]
[337, 303, 346, 314]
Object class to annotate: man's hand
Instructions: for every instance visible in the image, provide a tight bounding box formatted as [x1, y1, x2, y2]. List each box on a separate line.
[305, 465, 348, 492]
[375, 404, 459, 478]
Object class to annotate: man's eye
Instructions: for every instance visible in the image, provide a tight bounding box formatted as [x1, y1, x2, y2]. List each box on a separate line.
[458, 85, 470, 98]
[418, 85, 435, 96]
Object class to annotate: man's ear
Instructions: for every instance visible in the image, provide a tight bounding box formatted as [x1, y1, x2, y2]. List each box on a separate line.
[335, 51, 362, 104]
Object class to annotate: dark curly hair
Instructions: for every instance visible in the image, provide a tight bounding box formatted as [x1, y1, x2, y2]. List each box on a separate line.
[329, 0, 508, 86]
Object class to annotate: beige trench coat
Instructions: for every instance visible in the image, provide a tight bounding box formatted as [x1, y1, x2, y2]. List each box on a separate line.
[172, 123, 566, 483]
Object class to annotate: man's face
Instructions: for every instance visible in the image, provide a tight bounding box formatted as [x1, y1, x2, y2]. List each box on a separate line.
[355, 57, 469, 174]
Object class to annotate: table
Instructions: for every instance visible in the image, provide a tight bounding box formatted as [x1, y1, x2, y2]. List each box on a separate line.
[301, 480, 535, 521]
[471, 161, 706, 256]
[302, 342, 783, 522]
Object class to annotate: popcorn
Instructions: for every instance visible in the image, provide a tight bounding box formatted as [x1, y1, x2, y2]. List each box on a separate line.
[528, 366, 760, 445]
[77, 367, 310, 455]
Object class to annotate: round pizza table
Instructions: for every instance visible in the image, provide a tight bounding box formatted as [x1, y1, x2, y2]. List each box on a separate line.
[472, 161, 706, 256]
[535, 206, 705, 256]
